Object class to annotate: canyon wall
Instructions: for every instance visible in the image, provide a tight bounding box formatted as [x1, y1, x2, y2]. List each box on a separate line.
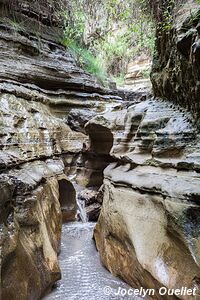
[92, 2, 200, 299]
[151, 0, 200, 124]
[1, 0, 200, 299]
[0, 1, 121, 299]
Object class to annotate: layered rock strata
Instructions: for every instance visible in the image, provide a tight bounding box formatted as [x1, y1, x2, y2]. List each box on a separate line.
[1, 159, 74, 300]
[151, 1, 200, 123]
[89, 98, 200, 299]
[90, 3, 200, 298]
[0, 1, 122, 299]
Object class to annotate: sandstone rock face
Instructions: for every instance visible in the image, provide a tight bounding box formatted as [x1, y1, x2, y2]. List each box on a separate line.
[124, 55, 152, 91]
[0, 0, 122, 187]
[0, 92, 87, 169]
[125, 55, 151, 82]
[151, 1, 200, 124]
[2, 1, 200, 300]
[1, 159, 66, 300]
[90, 98, 200, 299]
[0, 1, 122, 299]
[87, 2, 200, 298]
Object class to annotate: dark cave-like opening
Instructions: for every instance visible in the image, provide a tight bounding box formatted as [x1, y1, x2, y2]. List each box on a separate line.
[58, 179, 77, 223]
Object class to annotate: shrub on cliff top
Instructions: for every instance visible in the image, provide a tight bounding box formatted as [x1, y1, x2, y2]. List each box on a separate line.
[61, 0, 155, 84]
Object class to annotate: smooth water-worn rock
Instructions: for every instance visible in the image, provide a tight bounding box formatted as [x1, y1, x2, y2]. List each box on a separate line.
[1, 1, 200, 300]
[87, 2, 200, 297]
[88, 98, 200, 299]
[1, 159, 67, 300]
[0, 92, 87, 169]
[0, 1, 123, 299]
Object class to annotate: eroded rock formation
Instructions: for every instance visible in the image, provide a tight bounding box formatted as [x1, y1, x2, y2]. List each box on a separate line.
[1, 0, 200, 299]
[90, 2, 200, 299]
[1, 159, 65, 299]
[78, 187, 103, 221]
[151, 0, 200, 124]
[124, 55, 152, 91]
[0, 1, 122, 299]
[91, 97, 200, 299]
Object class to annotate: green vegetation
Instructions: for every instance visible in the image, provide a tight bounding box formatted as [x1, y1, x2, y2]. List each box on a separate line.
[61, 0, 155, 86]
[112, 73, 125, 87]
[141, 69, 151, 79]
[0, 17, 25, 33]
[62, 38, 107, 85]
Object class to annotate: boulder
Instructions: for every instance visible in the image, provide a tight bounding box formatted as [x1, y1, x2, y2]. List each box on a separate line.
[78, 188, 103, 221]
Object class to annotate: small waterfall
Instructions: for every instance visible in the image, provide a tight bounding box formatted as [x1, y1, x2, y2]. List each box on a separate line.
[67, 176, 88, 222]
[68, 178, 88, 223]
[77, 198, 88, 223]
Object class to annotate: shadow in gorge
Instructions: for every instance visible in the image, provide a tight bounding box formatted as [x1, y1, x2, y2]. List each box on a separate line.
[58, 178, 77, 223]
[86, 123, 114, 155]
[44, 120, 144, 299]
[85, 122, 115, 188]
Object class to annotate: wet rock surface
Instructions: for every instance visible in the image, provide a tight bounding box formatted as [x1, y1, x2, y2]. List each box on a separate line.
[89, 97, 200, 299]
[0, 1, 122, 299]
[1, 1, 200, 300]
[87, 3, 200, 297]
[1, 159, 65, 300]
[78, 188, 103, 221]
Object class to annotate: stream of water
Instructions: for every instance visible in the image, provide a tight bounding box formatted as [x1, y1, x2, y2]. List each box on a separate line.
[44, 178, 143, 300]
[44, 222, 143, 300]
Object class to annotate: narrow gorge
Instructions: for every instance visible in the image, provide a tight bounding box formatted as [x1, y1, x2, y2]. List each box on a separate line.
[0, 1, 200, 300]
